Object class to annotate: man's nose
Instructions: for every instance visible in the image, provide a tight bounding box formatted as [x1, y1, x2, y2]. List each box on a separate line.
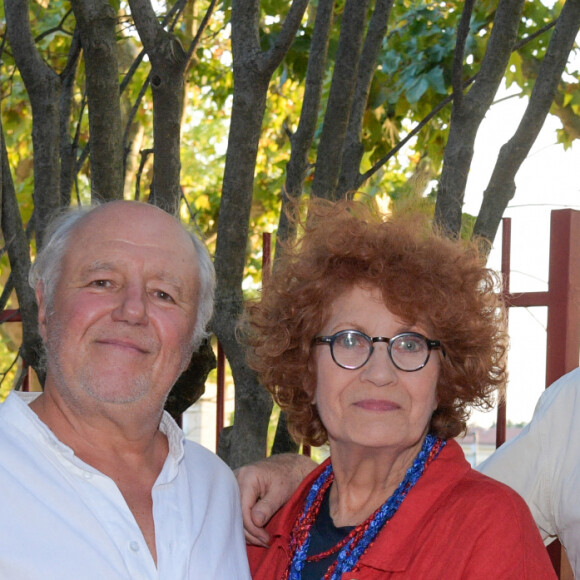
[112, 284, 148, 324]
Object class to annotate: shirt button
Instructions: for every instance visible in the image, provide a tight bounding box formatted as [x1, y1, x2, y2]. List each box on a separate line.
[82, 471, 92, 479]
[129, 541, 140, 552]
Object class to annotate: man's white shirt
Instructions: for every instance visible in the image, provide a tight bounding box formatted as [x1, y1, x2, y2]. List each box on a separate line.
[0, 391, 251, 580]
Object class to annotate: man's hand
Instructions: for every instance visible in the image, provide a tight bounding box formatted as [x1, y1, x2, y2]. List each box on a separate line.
[235, 453, 317, 546]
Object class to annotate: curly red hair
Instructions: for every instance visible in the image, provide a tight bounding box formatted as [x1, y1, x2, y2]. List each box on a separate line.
[244, 199, 507, 445]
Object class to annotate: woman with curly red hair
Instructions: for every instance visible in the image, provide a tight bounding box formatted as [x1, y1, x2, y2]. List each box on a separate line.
[242, 199, 554, 579]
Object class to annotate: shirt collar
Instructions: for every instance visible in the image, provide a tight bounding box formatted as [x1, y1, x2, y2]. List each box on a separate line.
[5, 391, 186, 483]
[156, 411, 185, 483]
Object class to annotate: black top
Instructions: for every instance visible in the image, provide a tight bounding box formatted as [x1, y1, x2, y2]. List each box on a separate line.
[301, 488, 354, 579]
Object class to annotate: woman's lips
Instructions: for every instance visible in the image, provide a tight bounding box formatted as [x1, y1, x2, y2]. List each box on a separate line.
[354, 399, 400, 412]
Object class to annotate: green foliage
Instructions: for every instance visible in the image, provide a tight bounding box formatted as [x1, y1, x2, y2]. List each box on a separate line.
[1, 0, 577, 397]
[27, 3, 75, 71]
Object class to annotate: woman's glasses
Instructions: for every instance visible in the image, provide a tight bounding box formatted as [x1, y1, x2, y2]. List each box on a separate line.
[312, 330, 442, 372]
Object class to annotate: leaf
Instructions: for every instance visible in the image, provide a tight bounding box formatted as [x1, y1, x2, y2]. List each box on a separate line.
[405, 77, 430, 104]
[426, 66, 447, 95]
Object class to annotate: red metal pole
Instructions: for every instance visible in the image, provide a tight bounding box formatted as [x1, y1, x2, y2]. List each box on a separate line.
[0, 310, 28, 391]
[496, 218, 511, 448]
[21, 364, 30, 392]
[545, 209, 580, 386]
[546, 209, 580, 579]
[262, 232, 272, 456]
[0, 309, 21, 323]
[263, 232, 272, 280]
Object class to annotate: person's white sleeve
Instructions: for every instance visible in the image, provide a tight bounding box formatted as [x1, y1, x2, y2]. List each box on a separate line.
[477, 367, 580, 544]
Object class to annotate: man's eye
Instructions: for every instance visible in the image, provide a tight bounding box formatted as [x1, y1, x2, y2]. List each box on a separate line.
[155, 290, 175, 303]
[89, 279, 111, 288]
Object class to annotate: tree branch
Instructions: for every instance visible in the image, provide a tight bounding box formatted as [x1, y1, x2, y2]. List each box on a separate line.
[337, 0, 394, 197]
[0, 216, 35, 312]
[473, 0, 580, 248]
[451, 0, 475, 111]
[434, 0, 525, 236]
[262, 0, 310, 75]
[311, 0, 371, 200]
[123, 72, 152, 166]
[184, 0, 219, 67]
[35, 8, 74, 43]
[59, 27, 82, 207]
[276, 0, 335, 255]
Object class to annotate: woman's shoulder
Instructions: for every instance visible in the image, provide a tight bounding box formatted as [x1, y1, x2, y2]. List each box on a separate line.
[429, 440, 537, 520]
[439, 442, 529, 505]
[453, 463, 533, 509]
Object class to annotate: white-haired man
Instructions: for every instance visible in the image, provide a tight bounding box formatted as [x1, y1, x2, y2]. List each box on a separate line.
[0, 201, 250, 579]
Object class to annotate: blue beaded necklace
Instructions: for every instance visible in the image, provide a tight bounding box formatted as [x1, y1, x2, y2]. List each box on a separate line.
[284, 434, 446, 580]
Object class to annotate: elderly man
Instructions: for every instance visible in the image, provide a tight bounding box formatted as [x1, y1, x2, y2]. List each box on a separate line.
[0, 201, 250, 579]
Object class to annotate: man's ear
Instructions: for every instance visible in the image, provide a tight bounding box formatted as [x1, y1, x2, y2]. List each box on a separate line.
[35, 283, 48, 341]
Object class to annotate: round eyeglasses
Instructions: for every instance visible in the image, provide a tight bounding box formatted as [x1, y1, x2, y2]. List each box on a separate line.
[312, 330, 442, 372]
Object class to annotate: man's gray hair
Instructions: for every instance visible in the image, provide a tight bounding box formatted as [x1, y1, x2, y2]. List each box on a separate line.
[28, 202, 215, 350]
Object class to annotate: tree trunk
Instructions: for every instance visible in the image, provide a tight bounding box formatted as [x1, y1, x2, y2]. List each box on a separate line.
[214, 0, 308, 468]
[5, 0, 62, 248]
[0, 124, 44, 378]
[164, 339, 216, 419]
[71, 0, 125, 201]
[129, 0, 188, 215]
[213, 73, 274, 468]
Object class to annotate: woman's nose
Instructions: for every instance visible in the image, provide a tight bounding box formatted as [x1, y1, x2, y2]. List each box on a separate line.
[361, 343, 397, 386]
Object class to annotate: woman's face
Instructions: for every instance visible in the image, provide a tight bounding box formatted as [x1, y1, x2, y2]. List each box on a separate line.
[313, 285, 440, 455]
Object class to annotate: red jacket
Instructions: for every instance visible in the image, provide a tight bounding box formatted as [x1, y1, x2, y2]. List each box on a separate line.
[247, 440, 556, 579]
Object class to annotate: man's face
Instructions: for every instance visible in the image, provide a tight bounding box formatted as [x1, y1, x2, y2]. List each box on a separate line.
[37, 202, 200, 411]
